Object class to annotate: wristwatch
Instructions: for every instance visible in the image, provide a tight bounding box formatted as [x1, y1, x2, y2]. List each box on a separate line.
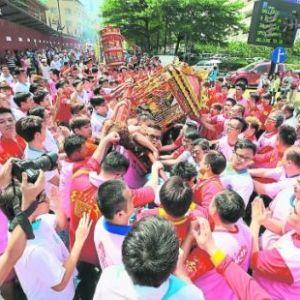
[9, 212, 34, 240]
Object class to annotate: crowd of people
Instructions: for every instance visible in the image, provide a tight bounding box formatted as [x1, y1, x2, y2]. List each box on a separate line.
[0, 46, 300, 300]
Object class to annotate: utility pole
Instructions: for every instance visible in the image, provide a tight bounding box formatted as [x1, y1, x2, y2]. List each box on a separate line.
[56, 0, 64, 47]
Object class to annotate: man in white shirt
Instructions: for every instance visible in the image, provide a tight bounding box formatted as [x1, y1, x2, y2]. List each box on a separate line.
[0, 81, 16, 109]
[217, 117, 248, 161]
[27, 106, 59, 154]
[16, 116, 59, 189]
[71, 79, 89, 105]
[94, 180, 133, 269]
[221, 139, 256, 207]
[50, 55, 62, 71]
[90, 96, 112, 137]
[12, 92, 34, 120]
[38, 58, 51, 81]
[282, 104, 297, 128]
[13, 68, 29, 94]
[0, 65, 14, 86]
[93, 216, 204, 300]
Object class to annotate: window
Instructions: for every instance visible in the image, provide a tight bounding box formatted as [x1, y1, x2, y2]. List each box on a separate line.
[18, 37, 23, 42]
[5, 36, 12, 41]
[27, 38, 30, 42]
[254, 65, 268, 74]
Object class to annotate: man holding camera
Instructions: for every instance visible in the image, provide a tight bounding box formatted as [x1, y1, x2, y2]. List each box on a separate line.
[0, 160, 44, 290]
[0, 158, 92, 300]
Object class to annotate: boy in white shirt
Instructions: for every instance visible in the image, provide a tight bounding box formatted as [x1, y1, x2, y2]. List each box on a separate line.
[90, 96, 112, 137]
[94, 180, 134, 269]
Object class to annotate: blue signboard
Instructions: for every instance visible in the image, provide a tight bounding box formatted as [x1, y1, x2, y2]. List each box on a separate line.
[271, 46, 287, 63]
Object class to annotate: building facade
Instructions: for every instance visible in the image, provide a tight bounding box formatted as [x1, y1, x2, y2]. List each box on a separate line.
[0, 0, 80, 54]
[41, 0, 89, 37]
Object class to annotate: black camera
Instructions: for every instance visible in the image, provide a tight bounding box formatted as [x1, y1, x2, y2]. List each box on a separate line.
[12, 152, 58, 184]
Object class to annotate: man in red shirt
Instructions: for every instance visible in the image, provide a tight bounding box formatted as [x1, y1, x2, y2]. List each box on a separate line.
[199, 103, 224, 140]
[257, 111, 284, 152]
[213, 83, 229, 105]
[53, 80, 72, 124]
[257, 93, 273, 125]
[0, 107, 25, 165]
[194, 150, 226, 211]
[69, 117, 97, 157]
[254, 125, 296, 168]
[244, 93, 261, 118]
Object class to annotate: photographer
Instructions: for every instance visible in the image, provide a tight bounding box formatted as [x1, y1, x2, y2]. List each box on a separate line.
[0, 159, 45, 286]
[0, 159, 92, 300]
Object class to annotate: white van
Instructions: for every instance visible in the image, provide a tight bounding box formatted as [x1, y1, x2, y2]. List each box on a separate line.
[192, 59, 221, 72]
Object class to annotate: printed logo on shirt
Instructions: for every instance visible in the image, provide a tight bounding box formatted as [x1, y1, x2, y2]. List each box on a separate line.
[234, 245, 248, 265]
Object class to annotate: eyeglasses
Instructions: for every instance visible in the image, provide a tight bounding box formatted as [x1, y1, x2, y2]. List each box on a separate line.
[234, 151, 252, 162]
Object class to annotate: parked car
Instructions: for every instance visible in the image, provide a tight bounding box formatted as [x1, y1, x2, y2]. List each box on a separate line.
[225, 60, 299, 87]
[192, 59, 221, 72]
[198, 53, 214, 60]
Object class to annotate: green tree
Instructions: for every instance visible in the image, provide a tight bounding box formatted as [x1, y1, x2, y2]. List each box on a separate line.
[101, 0, 162, 52]
[101, 0, 245, 54]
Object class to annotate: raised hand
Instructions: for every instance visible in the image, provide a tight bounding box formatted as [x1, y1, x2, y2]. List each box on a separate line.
[251, 197, 269, 225]
[105, 131, 120, 144]
[0, 158, 13, 188]
[192, 217, 216, 256]
[20, 171, 45, 212]
[75, 213, 93, 246]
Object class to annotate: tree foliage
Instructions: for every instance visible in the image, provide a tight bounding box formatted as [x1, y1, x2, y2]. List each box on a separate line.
[100, 0, 245, 54]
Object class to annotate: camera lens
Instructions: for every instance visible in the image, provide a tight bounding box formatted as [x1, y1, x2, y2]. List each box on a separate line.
[32, 152, 58, 172]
